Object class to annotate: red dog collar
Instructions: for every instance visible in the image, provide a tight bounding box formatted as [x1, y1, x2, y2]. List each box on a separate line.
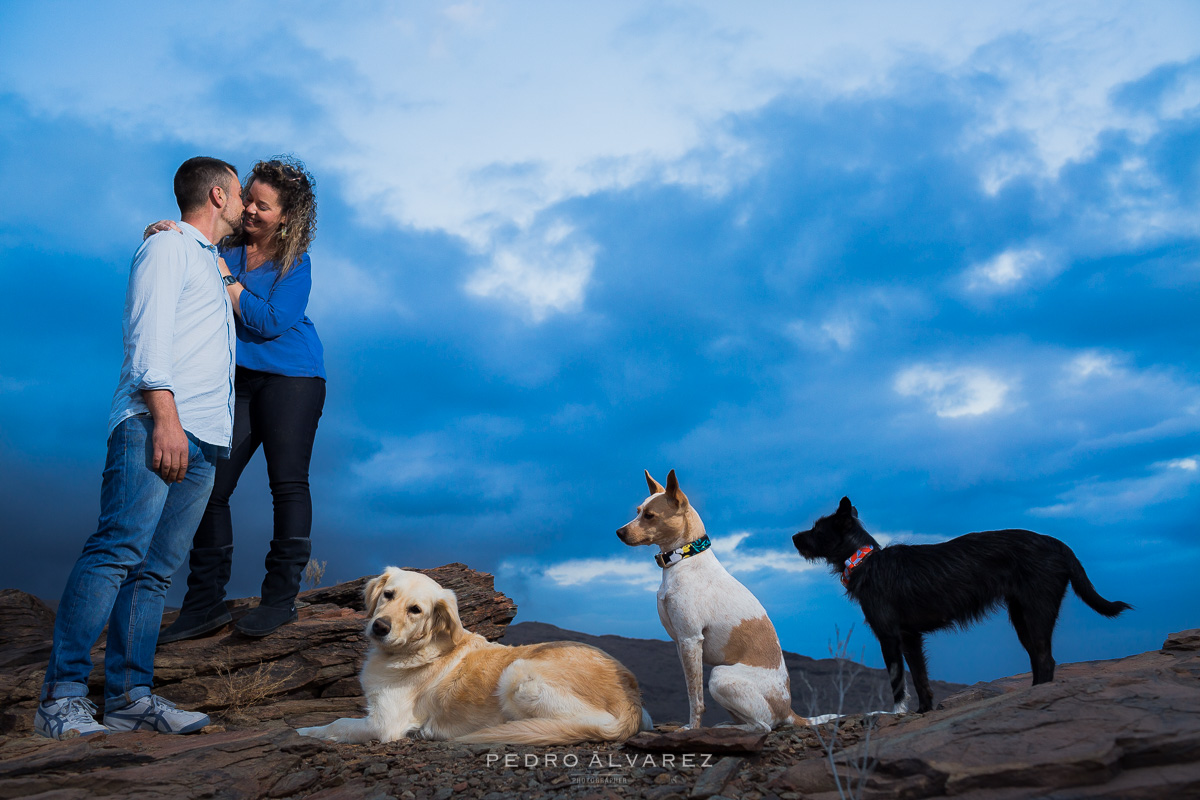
[841, 545, 874, 587]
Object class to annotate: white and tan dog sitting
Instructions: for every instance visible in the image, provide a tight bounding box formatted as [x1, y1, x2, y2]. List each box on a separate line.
[618, 469, 812, 732]
[298, 568, 647, 745]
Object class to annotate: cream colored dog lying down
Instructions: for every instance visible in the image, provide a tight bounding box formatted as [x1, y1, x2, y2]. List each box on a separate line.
[297, 568, 648, 745]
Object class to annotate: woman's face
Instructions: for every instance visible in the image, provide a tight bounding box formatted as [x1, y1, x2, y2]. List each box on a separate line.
[241, 178, 285, 242]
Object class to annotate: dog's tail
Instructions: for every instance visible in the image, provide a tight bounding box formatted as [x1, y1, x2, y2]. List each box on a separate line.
[1066, 546, 1132, 618]
[456, 706, 644, 746]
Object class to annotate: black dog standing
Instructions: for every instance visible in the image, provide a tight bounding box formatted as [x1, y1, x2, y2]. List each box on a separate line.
[792, 497, 1132, 713]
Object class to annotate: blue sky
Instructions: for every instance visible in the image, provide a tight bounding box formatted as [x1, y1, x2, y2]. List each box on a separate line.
[1, 1, 1198, 686]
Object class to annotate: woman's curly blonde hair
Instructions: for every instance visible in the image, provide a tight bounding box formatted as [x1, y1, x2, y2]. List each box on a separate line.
[223, 155, 317, 278]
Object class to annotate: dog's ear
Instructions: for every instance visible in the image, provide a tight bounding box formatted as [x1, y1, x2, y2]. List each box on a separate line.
[840, 496, 859, 522]
[645, 469, 665, 495]
[364, 571, 390, 616]
[665, 469, 689, 507]
[431, 589, 466, 645]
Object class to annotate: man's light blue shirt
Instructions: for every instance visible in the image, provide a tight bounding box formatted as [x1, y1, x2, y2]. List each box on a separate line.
[107, 221, 236, 453]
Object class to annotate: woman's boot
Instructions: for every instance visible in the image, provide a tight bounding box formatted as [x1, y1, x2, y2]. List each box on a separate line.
[158, 546, 234, 643]
[236, 537, 310, 637]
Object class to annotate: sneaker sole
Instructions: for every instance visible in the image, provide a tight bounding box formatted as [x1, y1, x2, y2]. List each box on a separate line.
[105, 714, 211, 734]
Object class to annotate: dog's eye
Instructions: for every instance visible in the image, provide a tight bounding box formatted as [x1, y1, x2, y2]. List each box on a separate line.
[407, 605, 422, 615]
[643, 511, 655, 519]
[382, 590, 395, 600]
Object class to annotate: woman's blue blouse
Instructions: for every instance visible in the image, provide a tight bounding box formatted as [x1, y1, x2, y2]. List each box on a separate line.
[220, 245, 326, 380]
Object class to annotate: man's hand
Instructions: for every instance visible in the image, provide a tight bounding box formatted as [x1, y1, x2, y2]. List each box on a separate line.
[151, 418, 190, 483]
[142, 389, 189, 483]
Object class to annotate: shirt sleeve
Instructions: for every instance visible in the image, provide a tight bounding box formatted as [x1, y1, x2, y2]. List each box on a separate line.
[237, 253, 312, 339]
[125, 234, 190, 393]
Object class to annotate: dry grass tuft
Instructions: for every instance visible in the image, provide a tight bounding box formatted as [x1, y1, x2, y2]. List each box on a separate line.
[212, 660, 301, 722]
[303, 559, 327, 590]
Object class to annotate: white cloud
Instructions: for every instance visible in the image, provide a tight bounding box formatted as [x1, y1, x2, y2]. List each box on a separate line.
[351, 424, 524, 496]
[1067, 351, 1122, 381]
[4, 2, 1198, 319]
[541, 557, 662, 592]
[894, 364, 1012, 418]
[1030, 455, 1200, 520]
[352, 434, 450, 487]
[961, 3, 1200, 192]
[964, 248, 1054, 292]
[786, 315, 857, 351]
[307, 255, 408, 322]
[716, 531, 819, 575]
[524, 529, 816, 594]
[464, 224, 596, 322]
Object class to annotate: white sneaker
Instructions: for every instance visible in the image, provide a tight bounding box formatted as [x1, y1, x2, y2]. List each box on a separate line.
[104, 694, 210, 734]
[35, 697, 109, 740]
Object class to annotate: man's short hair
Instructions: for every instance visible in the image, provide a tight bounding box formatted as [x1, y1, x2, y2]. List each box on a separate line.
[174, 157, 239, 214]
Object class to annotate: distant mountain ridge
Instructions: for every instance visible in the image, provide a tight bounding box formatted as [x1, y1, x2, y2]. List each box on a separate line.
[497, 620, 967, 724]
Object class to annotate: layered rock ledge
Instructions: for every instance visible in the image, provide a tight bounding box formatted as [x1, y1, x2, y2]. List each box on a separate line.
[2, 570, 1198, 799]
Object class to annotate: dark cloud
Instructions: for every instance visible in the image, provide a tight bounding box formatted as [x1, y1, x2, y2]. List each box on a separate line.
[2, 55, 1197, 683]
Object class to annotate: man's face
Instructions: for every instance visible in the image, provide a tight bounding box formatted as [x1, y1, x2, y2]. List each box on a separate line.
[219, 170, 245, 236]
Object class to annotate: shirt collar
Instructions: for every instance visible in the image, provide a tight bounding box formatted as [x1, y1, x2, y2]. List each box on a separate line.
[176, 221, 219, 251]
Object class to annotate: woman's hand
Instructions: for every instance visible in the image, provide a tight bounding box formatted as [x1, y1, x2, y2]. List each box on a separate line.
[142, 220, 181, 240]
[218, 256, 232, 278]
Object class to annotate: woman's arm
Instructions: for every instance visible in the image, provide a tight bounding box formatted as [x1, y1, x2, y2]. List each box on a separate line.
[143, 220, 181, 239]
[235, 254, 313, 339]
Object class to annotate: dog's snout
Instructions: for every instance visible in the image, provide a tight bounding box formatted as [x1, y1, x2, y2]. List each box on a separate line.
[616, 526, 628, 542]
[371, 618, 391, 638]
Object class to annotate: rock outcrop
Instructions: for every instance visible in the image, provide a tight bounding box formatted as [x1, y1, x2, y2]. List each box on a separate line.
[2, 574, 1198, 800]
[770, 628, 1200, 799]
[0, 563, 516, 737]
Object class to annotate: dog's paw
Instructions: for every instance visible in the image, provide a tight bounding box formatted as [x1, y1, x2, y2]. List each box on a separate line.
[805, 713, 840, 725]
[297, 725, 350, 742]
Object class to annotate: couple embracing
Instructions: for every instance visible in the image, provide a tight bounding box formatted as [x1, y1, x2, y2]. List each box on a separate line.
[36, 156, 326, 739]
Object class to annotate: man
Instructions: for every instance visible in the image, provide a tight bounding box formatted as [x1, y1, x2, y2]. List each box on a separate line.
[35, 157, 243, 739]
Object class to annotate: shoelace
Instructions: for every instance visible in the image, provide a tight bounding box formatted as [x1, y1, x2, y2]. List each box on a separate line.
[59, 697, 100, 723]
[145, 695, 178, 711]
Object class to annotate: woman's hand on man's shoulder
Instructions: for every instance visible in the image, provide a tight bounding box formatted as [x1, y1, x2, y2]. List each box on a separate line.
[142, 220, 182, 240]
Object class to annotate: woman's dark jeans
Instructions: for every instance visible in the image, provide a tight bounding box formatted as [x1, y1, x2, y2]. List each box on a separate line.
[178, 367, 325, 614]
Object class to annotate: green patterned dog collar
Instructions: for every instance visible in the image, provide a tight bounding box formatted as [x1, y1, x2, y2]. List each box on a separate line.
[655, 535, 712, 569]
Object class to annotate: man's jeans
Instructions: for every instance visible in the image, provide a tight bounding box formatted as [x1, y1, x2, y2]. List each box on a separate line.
[41, 415, 219, 712]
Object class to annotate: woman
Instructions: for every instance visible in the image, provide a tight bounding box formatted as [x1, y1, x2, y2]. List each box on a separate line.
[155, 156, 326, 640]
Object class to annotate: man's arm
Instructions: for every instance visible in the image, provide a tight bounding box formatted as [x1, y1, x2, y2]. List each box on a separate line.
[142, 389, 189, 483]
[126, 235, 190, 482]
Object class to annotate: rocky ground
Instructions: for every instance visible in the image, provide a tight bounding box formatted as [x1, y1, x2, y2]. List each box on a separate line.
[497, 622, 965, 725]
[0, 564, 516, 738]
[2, 569, 1199, 799]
